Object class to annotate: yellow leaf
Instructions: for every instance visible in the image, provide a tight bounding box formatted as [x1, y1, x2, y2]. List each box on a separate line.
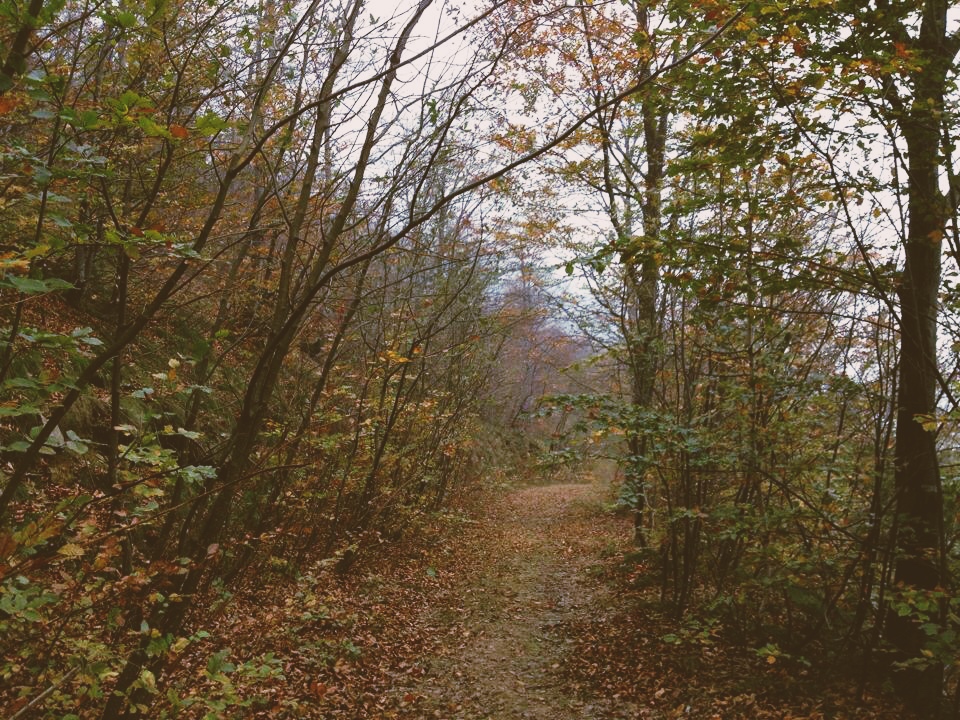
[57, 543, 84, 557]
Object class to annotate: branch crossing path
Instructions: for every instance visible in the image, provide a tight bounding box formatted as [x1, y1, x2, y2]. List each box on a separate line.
[395, 481, 638, 719]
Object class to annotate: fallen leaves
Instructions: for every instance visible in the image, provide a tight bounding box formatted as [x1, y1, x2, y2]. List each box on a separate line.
[144, 480, 912, 719]
[155, 494, 469, 718]
[558, 551, 912, 720]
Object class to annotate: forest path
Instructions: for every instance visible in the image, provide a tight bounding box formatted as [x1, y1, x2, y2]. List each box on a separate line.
[396, 481, 638, 719]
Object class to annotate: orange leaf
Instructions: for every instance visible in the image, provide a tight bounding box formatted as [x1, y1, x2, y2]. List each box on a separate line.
[0, 95, 17, 114]
[169, 124, 189, 139]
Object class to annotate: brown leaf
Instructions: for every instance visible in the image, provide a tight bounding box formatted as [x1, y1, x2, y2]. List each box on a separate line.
[0, 530, 17, 559]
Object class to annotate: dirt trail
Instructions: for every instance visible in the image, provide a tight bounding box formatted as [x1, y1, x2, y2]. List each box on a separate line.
[400, 481, 637, 719]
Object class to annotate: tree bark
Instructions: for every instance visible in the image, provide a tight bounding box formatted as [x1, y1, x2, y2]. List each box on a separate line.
[885, 2, 955, 714]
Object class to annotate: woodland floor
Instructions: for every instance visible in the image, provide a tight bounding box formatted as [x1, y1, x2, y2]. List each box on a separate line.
[391, 480, 637, 719]
[167, 474, 912, 719]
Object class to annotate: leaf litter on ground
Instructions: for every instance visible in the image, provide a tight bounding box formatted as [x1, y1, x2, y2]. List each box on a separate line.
[159, 479, 912, 719]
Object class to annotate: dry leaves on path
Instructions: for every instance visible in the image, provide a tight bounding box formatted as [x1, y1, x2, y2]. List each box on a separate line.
[159, 478, 912, 719]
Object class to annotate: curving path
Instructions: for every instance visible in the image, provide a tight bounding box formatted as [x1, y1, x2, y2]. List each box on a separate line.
[399, 482, 638, 719]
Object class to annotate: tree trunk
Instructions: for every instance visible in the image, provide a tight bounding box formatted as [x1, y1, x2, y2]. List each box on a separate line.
[886, 2, 954, 713]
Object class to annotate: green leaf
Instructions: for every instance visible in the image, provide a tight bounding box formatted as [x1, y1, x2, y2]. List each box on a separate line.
[207, 649, 235, 675]
[32, 165, 52, 187]
[71, 327, 104, 346]
[47, 212, 72, 228]
[115, 11, 138, 28]
[65, 430, 89, 455]
[2, 440, 31, 452]
[0, 404, 40, 417]
[196, 110, 229, 136]
[2, 276, 73, 294]
[76, 109, 100, 129]
[139, 116, 171, 138]
[179, 465, 216, 485]
[4, 377, 39, 389]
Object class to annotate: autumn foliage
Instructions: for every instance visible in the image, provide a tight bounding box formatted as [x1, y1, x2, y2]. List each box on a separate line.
[1, 0, 960, 717]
